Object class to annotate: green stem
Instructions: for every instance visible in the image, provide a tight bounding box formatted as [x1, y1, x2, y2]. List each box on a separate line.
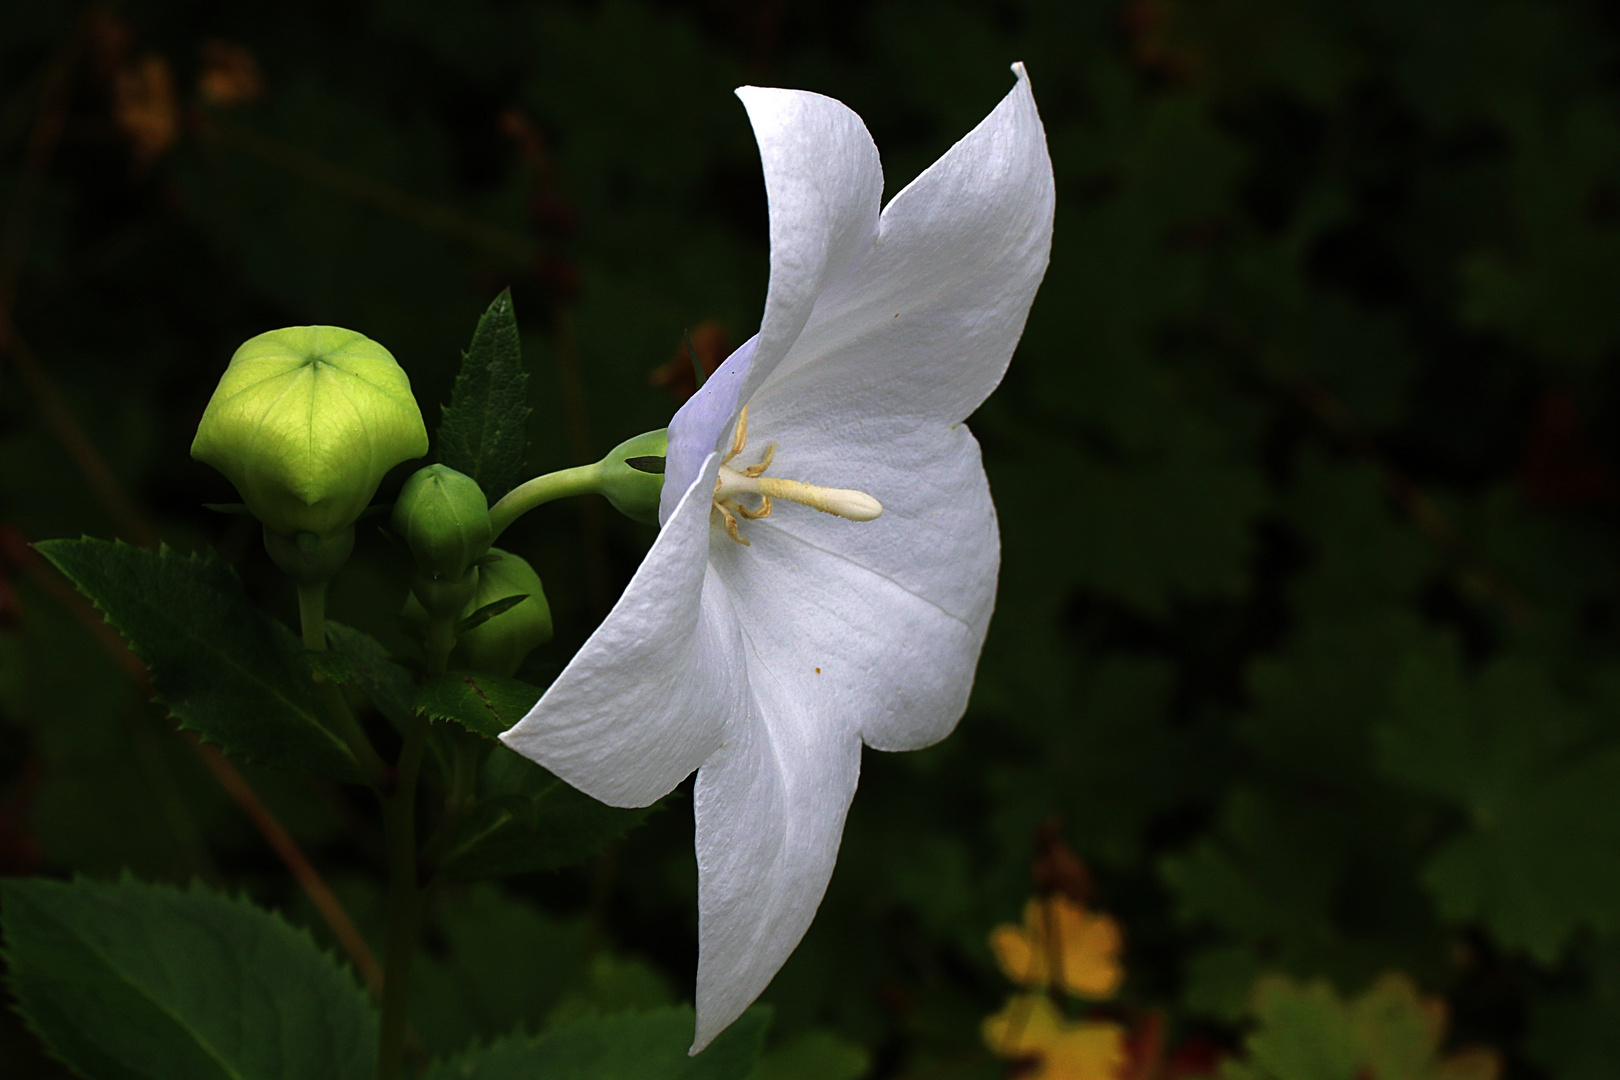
[376, 717, 429, 1080]
[419, 730, 481, 876]
[298, 581, 387, 787]
[487, 463, 603, 541]
[297, 582, 328, 651]
[423, 612, 457, 679]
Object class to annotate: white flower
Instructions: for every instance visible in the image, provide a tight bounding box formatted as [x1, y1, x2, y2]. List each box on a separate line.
[501, 63, 1054, 1049]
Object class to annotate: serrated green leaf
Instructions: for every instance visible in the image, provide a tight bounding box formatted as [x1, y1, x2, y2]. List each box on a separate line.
[437, 744, 652, 878]
[411, 886, 592, 1054]
[1, 876, 376, 1080]
[748, 1030, 869, 1080]
[1378, 644, 1620, 960]
[438, 288, 531, 501]
[423, 1006, 768, 1080]
[546, 953, 677, 1029]
[1222, 977, 1362, 1080]
[416, 670, 542, 738]
[1222, 974, 1497, 1080]
[1160, 787, 1428, 997]
[323, 622, 417, 728]
[35, 538, 358, 780]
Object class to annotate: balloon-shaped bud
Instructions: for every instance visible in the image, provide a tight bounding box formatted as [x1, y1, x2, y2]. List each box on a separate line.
[392, 464, 492, 582]
[595, 429, 667, 526]
[192, 327, 429, 538]
[457, 550, 553, 677]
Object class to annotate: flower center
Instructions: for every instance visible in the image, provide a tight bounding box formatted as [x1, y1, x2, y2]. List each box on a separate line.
[710, 406, 882, 546]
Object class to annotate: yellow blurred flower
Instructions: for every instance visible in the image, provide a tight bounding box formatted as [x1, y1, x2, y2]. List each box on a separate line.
[990, 895, 1124, 998]
[983, 994, 1127, 1080]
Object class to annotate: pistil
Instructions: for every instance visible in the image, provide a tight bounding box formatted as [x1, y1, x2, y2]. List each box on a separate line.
[711, 406, 882, 545]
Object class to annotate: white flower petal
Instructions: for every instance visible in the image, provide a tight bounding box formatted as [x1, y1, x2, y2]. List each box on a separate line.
[710, 422, 996, 754]
[689, 663, 862, 1052]
[732, 85, 884, 408]
[754, 64, 1053, 428]
[661, 335, 757, 524]
[744, 388, 999, 622]
[501, 454, 742, 807]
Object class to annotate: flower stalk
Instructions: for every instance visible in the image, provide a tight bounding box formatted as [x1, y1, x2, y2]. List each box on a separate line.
[488, 463, 602, 538]
[488, 428, 668, 538]
[296, 578, 387, 788]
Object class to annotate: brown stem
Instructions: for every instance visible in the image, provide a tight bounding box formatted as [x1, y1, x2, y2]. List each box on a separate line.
[0, 527, 384, 994]
[0, 16, 379, 1005]
[191, 738, 384, 995]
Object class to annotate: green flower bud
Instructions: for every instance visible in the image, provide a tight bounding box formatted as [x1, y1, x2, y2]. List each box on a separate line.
[596, 429, 667, 526]
[392, 465, 492, 582]
[192, 326, 429, 538]
[401, 549, 552, 676]
[457, 550, 552, 677]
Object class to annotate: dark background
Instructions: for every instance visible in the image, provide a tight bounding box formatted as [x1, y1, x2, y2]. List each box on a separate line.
[4, 0, 1620, 1076]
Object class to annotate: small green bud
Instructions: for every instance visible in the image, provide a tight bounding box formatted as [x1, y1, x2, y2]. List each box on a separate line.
[457, 550, 552, 677]
[596, 429, 667, 526]
[401, 549, 552, 676]
[192, 326, 429, 538]
[392, 465, 492, 582]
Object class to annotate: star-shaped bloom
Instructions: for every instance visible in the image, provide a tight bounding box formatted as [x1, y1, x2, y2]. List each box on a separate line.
[502, 64, 1053, 1049]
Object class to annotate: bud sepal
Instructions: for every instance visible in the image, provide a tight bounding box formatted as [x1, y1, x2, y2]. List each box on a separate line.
[402, 549, 551, 677]
[595, 429, 668, 526]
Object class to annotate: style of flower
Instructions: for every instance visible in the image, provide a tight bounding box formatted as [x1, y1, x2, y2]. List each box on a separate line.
[501, 64, 1054, 1049]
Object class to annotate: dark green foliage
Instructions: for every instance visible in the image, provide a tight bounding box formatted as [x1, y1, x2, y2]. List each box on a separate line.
[436, 745, 652, 879]
[320, 622, 419, 728]
[9, 0, 1620, 1075]
[34, 539, 359, 780]
[1219, 974, 1496, 1080]
[748, 1031, 869, 1080]
[411, 886, 596, 1053]
[1, 877, 376, 1080]
[416, 671, 542, 738]
[1525, 939, 1620, 1080]
[1380, 645, 1620, 962]
[422, 1006, 767, 1080]
[438, 289, 532, 502]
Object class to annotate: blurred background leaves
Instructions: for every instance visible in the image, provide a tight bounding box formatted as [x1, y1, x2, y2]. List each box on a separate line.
[5, 0, 1620, 1076]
